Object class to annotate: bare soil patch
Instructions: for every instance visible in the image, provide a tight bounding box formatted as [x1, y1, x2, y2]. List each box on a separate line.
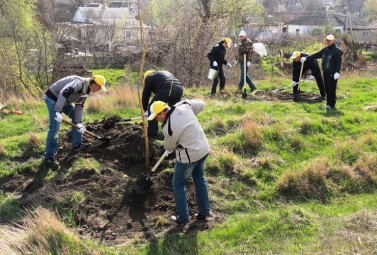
[1, 116, 221, 245]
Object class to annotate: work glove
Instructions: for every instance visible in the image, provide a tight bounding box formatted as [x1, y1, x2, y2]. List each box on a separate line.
[77, 123, 86, 134]
[54, 112, 63, 123]
[247, 61, 251, 67]
[291, 81, 297, 87]
[164, 150, 172, 156]
[334, 72, 340, 80]
[213, 61, 218, 67]
[300, 57, 307, 63]
[144, 111, 148, 117]
[227, 63, 232, 68]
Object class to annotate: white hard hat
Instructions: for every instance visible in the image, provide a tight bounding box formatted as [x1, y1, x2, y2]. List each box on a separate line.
[239, 31, 247, 37]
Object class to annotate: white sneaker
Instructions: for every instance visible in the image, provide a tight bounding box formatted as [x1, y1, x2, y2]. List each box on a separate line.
[326, 105, 332, 111]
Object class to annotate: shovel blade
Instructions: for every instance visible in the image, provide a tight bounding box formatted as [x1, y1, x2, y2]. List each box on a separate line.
[134, 174, 154, 194]
[242, 89, 247, 99]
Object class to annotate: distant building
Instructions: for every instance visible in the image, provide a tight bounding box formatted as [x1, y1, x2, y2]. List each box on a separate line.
[69, 2, 150, 45]
[285, 12, 376, 43]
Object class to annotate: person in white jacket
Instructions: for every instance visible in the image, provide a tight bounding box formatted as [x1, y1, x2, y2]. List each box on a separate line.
[148, 99, 211, 224]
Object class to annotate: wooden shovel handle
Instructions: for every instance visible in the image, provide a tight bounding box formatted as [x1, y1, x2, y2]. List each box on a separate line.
[61, 119, 101, 139]
[150, 151, 168, 173]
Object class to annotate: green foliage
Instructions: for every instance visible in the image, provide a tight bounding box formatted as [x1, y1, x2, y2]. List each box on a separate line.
[0, 0, 54, 95]
[69, 158, 101, 175]
[364, 0, 377, 21]
[0, 194, 22, 220]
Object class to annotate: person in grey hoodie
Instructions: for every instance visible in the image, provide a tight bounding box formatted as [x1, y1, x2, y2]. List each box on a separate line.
[43, 75, 106, 167]
[148, 99, 211, 224]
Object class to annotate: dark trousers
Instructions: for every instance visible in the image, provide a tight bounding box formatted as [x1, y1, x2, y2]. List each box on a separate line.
[211, 68, 226, 94]
[239, 64, 256, 91]
[293, 69, 325, 97]
[148, 86, 183, 139]
[313, 69, 326, 97]
[323, 73, 338, 108]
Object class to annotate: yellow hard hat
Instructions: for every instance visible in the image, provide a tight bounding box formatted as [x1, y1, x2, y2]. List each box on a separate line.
[148, 101, 167, 120]
[290, 51, 301, 59]
[92, 75, 106, 91]
[144, 70, 155, 80]
[224, 37, 232, 46]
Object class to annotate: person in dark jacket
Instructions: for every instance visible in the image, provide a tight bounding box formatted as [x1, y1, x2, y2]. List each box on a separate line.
[301, 35, 343, 110]
[290, 51, 326, 100]
[207, 37, 232, 96]
[236, 31, 256, 93]
[142, 70, 183, 139]
[43, 75, 106, 167]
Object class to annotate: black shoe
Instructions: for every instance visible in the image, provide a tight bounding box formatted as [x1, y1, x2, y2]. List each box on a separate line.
[72, 142, 91, 151]
[195, 213, 210, 220]
[171, 215, 189, 225]
[45, 157, 59, 166]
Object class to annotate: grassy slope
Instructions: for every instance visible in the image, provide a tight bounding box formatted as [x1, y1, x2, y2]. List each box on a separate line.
[1, 73, 377, 254]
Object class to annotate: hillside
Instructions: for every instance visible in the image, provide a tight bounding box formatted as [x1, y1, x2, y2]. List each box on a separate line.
[1, 71, 377, 254]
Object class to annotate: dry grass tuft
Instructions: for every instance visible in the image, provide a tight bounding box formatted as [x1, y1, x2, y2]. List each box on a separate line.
[0, 143, 5, 157]
[109, 86, 137, 108]
[242, 118, 262, 152]
[27, 132, 40, 151]
[277, 159, 330, 201]
[360, 129, 377, 148]
[87, 86, 137, 113]
[335, 139, 363, 165]
[0, 207, 84, 254]
[206, 117, 227, 136]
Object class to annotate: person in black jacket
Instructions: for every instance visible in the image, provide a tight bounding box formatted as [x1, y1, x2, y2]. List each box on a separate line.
[301, 35, 343, 110]
[290, 51, 326, 100]
[142, 70, 183, 139]
[207, 37, 232, 96]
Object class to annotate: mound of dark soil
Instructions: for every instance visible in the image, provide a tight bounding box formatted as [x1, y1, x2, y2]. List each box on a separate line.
[1, 116, 221, 244]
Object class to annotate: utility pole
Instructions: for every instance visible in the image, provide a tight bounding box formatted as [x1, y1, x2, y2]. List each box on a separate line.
[345, 0, 354, 42]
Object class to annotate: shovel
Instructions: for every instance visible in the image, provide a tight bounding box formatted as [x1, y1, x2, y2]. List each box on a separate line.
[273, 61, 304, 93]
[122, 116, 142, 122]
[242, 54, 247, 99]
[134, 150, 169, 194]
[62, 119, 107, 141]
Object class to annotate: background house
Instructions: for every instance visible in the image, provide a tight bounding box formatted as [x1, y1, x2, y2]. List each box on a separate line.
[285, 12, 376, 44]
[70, 2, 150, 45]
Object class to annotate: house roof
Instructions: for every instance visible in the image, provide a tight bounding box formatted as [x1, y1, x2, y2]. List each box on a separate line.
[285, 13, 343, 27]
[286, 12, 372, 30]
[72, 5, 150, 28]
[333, 14, 368, 29]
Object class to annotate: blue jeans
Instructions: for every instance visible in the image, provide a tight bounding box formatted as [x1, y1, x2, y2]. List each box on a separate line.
[172, 154, 210, 223]
[239, 63, 256, 91]
[44, 95, 82, 158]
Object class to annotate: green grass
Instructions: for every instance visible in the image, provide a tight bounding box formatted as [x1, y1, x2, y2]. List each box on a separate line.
[1, 69, 377, 254]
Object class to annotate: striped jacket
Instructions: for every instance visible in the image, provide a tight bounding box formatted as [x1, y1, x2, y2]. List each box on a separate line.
[45, 76, 90, 123]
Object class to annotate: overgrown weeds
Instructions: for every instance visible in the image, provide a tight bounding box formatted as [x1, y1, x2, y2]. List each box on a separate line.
[0, 207, 97, 255]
